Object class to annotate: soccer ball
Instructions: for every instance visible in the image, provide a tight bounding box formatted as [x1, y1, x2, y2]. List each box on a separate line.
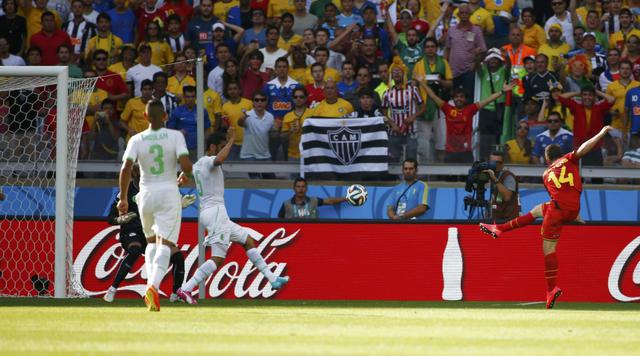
[346, 184, 368, 206]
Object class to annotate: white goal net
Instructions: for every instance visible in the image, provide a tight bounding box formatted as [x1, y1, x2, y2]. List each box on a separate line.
[0, 67, 97, 298]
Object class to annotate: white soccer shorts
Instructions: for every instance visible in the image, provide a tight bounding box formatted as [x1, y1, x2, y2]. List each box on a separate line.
[200, 205, 262, 258]
[137, 186, 182, 244]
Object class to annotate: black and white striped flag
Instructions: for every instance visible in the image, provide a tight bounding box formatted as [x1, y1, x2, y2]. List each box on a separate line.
[301, 117, 389, 179]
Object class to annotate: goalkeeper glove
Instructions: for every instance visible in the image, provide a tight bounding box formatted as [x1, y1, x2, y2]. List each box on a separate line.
[114, 212, 137, 225]
[181, 194, 196, 209]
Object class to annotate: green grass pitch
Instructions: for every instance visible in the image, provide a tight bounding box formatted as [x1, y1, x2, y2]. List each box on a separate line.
[1, 299, 639, 354]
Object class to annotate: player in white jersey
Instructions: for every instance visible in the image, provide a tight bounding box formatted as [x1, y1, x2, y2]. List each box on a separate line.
[176, 128, 290, 305]
[118, 99, 193, 312]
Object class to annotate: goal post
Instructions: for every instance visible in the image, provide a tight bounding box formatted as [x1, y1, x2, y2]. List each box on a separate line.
[0, 66, 97, 298]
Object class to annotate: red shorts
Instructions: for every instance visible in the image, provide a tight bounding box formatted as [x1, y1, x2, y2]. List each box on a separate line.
[541, 201, 579, 241]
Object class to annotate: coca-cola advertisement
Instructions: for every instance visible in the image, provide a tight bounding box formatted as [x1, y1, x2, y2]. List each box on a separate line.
[2, 220, 640, 302]
[69, 221, 640, 303]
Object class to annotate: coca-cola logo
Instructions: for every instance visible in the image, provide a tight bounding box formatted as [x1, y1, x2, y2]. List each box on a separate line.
[608, 236, 640, 302]
[73, 227, 298, 298]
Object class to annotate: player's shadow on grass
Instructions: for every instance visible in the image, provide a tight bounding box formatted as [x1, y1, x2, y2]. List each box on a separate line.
[0, 298, 637, 311]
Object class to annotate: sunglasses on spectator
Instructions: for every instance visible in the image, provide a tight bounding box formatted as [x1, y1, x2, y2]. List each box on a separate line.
[253, 98, 266, 102]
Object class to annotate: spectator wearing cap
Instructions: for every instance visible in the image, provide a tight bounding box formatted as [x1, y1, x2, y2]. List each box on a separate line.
[476, 48, 508, 160]
[85, 12, 123, 64]
[520, 7, 546, 50]
[522, 55, 536, 80]
[360, 3, 392, 61]
[204, 21, 243, 73]
[134, 0, 166, 45]
[445, 2, 487, 102]
[412, 36, 453, 163]
[29, 11, 72, 66]
[600, 48, 622, 92]
[606, 60, 640, 133]
[292, 0, 318, 36]
[453, 0, 494, 38]
[238, 8, 267, 56]
[125, 44, 162, 97]
[558, 86, 616, 165]
[537, 23, 571, 72]
[531, 111, 574, 164]
[581, 31, 608, 77]
[385, 9, 426, 80]
[544, 0, 575, 49]
[186, 0, 219, 56]
[107, 0, 136, 45]
[524, 54, 561, 101]
[504, 120, 533, 164]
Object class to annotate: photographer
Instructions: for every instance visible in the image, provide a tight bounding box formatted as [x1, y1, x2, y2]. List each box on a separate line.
[485, 151, 520, 221]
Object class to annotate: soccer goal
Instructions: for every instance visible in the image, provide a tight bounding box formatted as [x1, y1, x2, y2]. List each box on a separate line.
[0, 67, 97, 298]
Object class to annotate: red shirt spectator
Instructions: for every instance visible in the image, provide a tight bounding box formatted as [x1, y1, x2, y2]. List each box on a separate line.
[241, 68, 270, 100]
[96, 71, 129, 99]
[305, 83, 325, 107]
[29, 12, 71, 66]
[558, 94, 614, 149]
[160, 0, 193, 31]
[251, 0, 269, 13]
[441, 102, 479, 154]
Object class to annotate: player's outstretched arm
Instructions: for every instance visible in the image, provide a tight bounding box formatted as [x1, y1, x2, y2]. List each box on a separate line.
[214, 127, 236, 166]
[575, 125, 613, 159]
[118, 160, 134, 215]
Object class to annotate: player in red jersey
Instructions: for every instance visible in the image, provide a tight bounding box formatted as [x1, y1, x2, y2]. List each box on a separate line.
[479, 125, 614, 309]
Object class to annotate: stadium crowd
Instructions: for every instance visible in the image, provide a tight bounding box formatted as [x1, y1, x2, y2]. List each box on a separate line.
[2, 0, 640, 170]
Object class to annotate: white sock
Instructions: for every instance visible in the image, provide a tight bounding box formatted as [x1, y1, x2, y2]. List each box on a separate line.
[150, 244, 171, 289]
[246, 248, 277, 283]
[182, 259, 217, 292]
[144, 243, 157, 282]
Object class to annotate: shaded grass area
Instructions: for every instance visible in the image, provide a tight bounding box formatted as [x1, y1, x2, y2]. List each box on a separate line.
[1, 299, 639, 355]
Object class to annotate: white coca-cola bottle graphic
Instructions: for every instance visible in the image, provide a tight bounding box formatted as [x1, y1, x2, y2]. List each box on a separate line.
[442, 227, 463, 301]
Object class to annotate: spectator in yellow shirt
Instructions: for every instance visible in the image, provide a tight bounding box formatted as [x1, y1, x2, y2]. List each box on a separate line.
[108, 45, 137, 81]
[120, 79, 154, 138]
[22, 0, 62, 41]
[606, 60, 640, 132]
[537, 24, 571, 71]
[304, 46, 341, 84]
[282, 87, 312, 160]
[213, 0, 239, 21]
[268, 0, 296, 24]
[278, 12, 303, 52]
[167, 53, 196, 103]
[85, 13, 123, 64]
[311, 80, 354, 118]
[221, 81, 253, 160]
[609, 8, 640, 51]
[204, 85, 223, 131]
[520, 7, 546, 49]
[141, 20, 174, 67]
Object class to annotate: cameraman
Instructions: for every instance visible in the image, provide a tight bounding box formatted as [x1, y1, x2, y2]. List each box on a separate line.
[485, 151, 520, 221]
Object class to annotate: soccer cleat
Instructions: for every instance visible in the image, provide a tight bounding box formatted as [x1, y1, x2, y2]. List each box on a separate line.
[169, 293, 181, 303]
[176, 288, 198, 305]
[546, 287, 562, 309]
[144, 286, 160, 312]
[479, 223, 502, 239]
[103, 287, 116, 303]
[270, 276, 290, 290]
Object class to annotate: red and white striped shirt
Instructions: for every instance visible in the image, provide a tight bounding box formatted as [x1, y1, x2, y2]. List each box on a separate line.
[382, 84, 423, 136]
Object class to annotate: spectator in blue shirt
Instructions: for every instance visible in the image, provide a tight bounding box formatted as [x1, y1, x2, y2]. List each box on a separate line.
[386, 159, 429, 220]
[625, 86, 640, 135]
[107, 0, 135, 44]
[239, 9, 267, 56]
[532, 111, 574, 164]
[167, 85, 211, 160]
